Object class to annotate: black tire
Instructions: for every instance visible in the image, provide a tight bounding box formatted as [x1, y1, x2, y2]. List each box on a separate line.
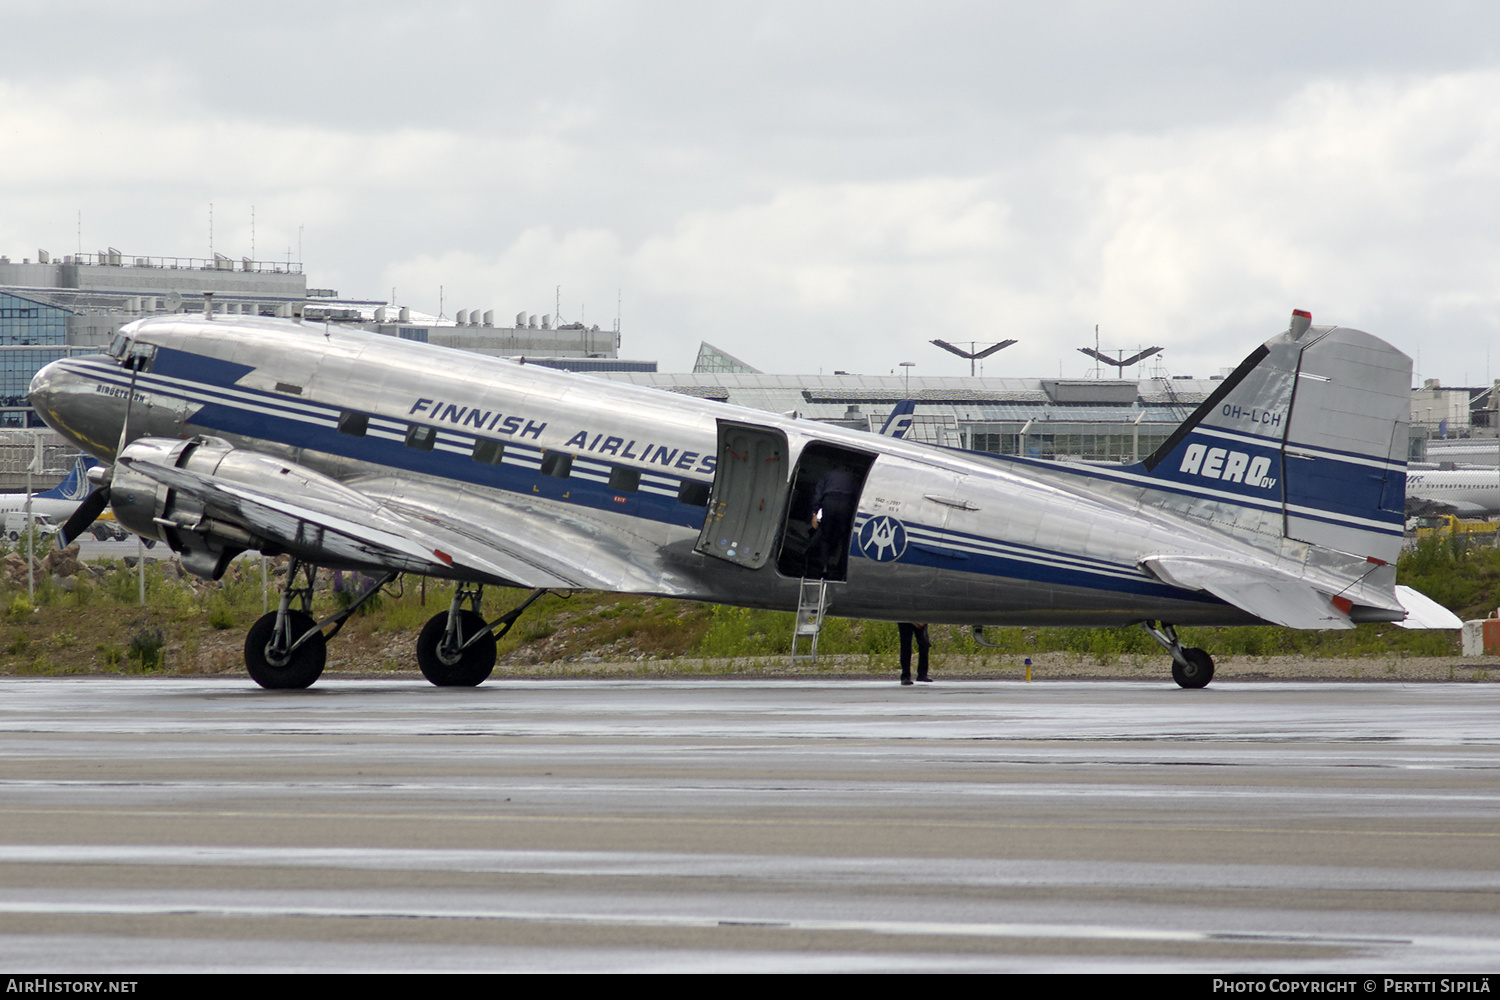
[244, 610, 326, 689]
[1172, 647, 1215, 689]
[417, 610, 496, 687]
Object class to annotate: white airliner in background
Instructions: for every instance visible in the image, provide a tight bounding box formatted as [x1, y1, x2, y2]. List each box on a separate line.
[0, 458, 123, 540]
[1405, 468, 1500, 519]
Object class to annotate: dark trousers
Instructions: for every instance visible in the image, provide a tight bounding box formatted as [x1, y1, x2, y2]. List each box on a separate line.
[807, 504, 854, 579]
[898, 622, 930, 678]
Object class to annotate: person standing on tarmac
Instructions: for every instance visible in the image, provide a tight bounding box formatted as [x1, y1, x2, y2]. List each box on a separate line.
[898, 622, 931, 685]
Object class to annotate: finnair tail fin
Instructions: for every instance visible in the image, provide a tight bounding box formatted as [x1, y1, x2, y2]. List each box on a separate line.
[38, 456, 94, 502]
[1139, 310, 1409, 567]
[879, 400, 917, 439]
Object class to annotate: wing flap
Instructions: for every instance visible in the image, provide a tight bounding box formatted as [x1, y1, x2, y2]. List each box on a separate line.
[1141, 553, 1355, 629]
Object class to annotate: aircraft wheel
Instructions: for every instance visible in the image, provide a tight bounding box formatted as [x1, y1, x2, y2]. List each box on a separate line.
[417, 610, 496, 687]
[244, 611, 326, 689]
[1172, 647, 1215, 689]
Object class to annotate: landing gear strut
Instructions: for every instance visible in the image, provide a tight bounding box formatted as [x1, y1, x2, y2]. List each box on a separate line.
[1141, 621, 1215, 689]
[243, 560, 397, 689]
[416, 585, 548, 687]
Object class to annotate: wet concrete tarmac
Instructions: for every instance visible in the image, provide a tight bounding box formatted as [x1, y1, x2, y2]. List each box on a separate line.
[0, 677, 1496, 972]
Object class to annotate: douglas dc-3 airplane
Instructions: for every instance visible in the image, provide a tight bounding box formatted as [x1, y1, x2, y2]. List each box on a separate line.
[27, 307, 1459, 690]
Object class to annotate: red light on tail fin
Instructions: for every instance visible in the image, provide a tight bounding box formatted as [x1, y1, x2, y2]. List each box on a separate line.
[1289, 309, 1312, 341]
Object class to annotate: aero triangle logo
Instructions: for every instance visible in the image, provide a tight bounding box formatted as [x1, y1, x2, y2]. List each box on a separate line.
[858, 515, 908, 561]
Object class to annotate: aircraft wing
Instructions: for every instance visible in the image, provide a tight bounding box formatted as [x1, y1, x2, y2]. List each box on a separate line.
[1140, 553, 1357, 629]
[120, 457, 588, 589]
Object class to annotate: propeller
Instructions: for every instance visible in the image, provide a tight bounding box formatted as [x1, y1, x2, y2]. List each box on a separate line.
[55, 349, 142, 548]
[56, 485, 111, 547]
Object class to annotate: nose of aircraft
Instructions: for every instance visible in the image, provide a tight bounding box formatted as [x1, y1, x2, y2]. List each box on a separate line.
[28, 359, 62, 424]
[28, 357, 107, 457]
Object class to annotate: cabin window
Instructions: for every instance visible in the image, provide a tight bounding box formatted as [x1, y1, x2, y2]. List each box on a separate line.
[678, 480, 710, 506]
[608, 467, 640, 493]
[337, 411, 368, 437]
[472, 439, 504, 465]
[540, 452, 573, 479]
[405, 424, 436, 451]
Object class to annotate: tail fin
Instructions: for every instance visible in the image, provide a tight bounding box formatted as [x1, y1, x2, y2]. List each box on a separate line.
[879, 400, 917, 439]
[37, 456, 94, 502]
[1140, 310, 1409, 565]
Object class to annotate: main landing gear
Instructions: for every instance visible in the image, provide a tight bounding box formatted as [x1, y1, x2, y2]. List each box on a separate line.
[242, 565, 552, 689]
[415, 584, 549, 687]
[244, 559, 397, 689]
[1142, 621, 1215, 689]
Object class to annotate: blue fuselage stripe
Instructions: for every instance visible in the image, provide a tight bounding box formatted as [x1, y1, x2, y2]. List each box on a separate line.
[81, 353, 1211, 600]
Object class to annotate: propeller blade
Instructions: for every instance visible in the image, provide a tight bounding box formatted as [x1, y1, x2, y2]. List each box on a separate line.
[57, 486, 111, 548]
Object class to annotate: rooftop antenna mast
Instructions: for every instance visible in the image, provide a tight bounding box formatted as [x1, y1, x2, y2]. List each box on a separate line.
[929, 339, 1017, 376]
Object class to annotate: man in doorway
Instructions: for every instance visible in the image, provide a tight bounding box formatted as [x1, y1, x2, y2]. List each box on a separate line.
[806, 464, 859, 579]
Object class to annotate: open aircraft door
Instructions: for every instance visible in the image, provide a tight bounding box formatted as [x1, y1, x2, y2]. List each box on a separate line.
[696, 421, 789, 569]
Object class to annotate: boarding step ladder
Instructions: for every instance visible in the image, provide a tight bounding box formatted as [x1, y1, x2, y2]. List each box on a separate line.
[791, 577, 829, 663]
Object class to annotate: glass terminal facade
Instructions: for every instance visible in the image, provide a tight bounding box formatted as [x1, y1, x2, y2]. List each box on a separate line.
[0, 292, 71, 427]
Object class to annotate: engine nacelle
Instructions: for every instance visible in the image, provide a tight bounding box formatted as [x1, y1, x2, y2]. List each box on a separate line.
[110, 437, 261, 580]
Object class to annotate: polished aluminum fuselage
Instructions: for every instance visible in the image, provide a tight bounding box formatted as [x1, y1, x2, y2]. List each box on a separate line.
[31, 316, 1268, 626]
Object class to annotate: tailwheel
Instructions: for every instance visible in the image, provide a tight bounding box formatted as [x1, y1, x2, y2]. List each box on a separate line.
[1141, 621, 1216, 689]
[417, 609, 497, 687]
[1171, 646, 1215, 689]
[244, 610, 326, 689]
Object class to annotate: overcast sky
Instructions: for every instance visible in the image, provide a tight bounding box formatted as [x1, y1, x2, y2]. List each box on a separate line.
[4, 1, 1500, 383]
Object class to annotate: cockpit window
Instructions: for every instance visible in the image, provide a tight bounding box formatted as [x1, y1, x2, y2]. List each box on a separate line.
[111, 340, 156, 372]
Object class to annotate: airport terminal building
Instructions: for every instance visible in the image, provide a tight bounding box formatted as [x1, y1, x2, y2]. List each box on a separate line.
[0, 243, 1446, 489]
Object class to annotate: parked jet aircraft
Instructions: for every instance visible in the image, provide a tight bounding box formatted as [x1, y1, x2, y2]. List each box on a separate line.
[1405, 468, 1500, 519]
[27, 307, 1458, 691]
[0, 457, 123, 541]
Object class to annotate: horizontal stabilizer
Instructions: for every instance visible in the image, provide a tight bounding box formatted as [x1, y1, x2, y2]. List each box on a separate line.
[1392, 585, 1463, 629]
[1141, 554, 1355, 629]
